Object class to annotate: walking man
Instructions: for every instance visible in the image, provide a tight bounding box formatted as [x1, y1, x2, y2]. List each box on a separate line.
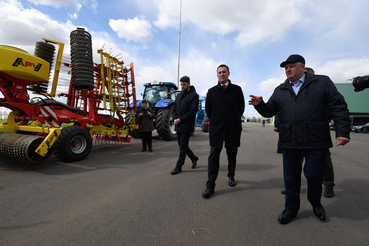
[171, 76, 199, 175]
[249, 54, 350, 224]
[202, 64, 245, 198]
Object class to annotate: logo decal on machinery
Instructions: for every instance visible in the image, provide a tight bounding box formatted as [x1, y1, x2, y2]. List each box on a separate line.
[12, 58, 42, 72]
[40, 106, 60, 128]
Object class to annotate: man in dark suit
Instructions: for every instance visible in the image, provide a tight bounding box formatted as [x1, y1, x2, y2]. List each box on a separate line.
[202, 64, 245, 199]
[171, 76, 199, 175]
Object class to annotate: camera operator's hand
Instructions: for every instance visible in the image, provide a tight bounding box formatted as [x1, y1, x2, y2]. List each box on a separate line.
[336, 137, 350, 146]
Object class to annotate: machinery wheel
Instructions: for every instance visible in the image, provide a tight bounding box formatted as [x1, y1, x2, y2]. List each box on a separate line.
[201, 119, 209, 132]
[363, 128, 368, 133]
[156, 104, 177, 140]
[29, 41, 56, 94]
[0, 132, 52, 164]
[124, 112, 141, 138]
[54, 126, 92, 163]
[70, 28, 94, 90]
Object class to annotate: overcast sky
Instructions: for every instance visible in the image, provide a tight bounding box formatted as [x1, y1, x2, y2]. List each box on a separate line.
[1, 0, 369, 117]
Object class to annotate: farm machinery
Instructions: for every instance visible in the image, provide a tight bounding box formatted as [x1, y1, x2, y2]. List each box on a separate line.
[0, 28, 137, 164]
[195, 97, 209, 132]
[126, 81, 178, 140]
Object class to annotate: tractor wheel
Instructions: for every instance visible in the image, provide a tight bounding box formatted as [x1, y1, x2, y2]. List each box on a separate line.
[202, 119, 209, 132]
[363, 128, 368, 133]
[156, 104, 177, 140]
[54, 126, 92, 163]
[124, 112, 141, 138]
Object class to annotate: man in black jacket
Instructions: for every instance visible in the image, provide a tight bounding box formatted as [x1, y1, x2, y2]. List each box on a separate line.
[249, 54, 350, 224]
[202, 64, 245, 199]
[171, 76, 199, 175]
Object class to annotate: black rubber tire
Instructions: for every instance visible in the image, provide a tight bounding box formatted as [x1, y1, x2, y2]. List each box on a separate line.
[363, 128, 368, 133]
[70, 28, 94, 90]
[201, 119, 209, 132]
[125, 112, 141, 138]
[29, 41, 56, 93]
[54, 126, 92, 163]
[156, 104, 177, 140]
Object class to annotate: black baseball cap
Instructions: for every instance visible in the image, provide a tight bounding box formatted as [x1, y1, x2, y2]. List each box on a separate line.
[280, 54, 305, 67]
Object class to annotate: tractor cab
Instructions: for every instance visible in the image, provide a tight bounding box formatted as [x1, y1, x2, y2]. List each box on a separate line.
[142, 81, 177, 107]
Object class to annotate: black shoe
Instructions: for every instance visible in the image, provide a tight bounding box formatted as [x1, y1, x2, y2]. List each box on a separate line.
[142, 149, 147, 152]
[313, 205, 326, 221]
[324, 187, 334, 198]
[202, 188, 214, 199]
[278, 210, 296, 224]
[281, 189, 286, 194]
[170, 167, 182, 175]
[229, 177, 236, 187]
[149, 149, 153, 152]
[192, 157, 199, 169]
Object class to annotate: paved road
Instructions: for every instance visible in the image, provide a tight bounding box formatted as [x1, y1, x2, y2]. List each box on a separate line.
[1, 123, 368, 246]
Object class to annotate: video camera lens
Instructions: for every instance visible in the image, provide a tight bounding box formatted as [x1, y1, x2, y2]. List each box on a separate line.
[352, 75, 369, 92]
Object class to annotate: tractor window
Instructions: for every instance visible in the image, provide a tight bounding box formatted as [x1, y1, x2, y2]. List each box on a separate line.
[144, 86, 170, 105]
[169, 87, 176, 100]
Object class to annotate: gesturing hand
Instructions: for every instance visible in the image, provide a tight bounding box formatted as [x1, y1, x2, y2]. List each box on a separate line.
[248, 95, 263, 106]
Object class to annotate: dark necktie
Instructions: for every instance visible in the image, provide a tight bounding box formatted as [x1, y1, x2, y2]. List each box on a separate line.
[223, 84, 226, 90]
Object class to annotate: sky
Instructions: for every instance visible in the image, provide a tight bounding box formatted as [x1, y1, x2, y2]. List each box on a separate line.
[1, 0, 369, 117]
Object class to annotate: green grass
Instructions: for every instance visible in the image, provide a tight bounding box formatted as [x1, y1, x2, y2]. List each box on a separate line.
[0, 120, 6, 132]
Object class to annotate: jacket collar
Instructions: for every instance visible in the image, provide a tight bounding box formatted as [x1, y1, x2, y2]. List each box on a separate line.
[218, 79, 232, 88]
[281, 72, 316, 90]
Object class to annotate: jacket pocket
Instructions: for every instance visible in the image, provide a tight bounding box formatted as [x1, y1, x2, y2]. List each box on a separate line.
[308, 122, 328, 143]
[279, 123, 291, 143]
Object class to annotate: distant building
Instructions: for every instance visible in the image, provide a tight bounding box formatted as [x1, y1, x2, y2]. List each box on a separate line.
[335, 83, 369, 125]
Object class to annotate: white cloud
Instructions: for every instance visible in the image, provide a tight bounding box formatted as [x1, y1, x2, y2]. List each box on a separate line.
[109, 17, 153, 43]
[0, 1, 74, 49]
[69, 12, 78, 19]
[258, 76, 285, 99]
[318, 58, 369, 83]
[152, 0, 306, 45]
[179, 50, 219, 96]
[28, 0, 97, 10]
[28, 0, 98, 15]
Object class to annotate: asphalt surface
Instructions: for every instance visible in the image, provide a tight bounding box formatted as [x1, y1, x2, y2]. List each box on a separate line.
[1, 123, 369, 246]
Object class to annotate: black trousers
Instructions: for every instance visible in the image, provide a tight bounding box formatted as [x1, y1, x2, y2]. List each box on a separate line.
[323, 149, 334, 188]
[141, 131, 152, 150]
[176, 132, 196, 167]
[206, 146, 238, 189]
[283, 148, 327, 213]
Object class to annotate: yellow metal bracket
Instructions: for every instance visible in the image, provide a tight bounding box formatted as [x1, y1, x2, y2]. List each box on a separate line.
[42, 38, 65, 97]
[35, 127, 61, 157]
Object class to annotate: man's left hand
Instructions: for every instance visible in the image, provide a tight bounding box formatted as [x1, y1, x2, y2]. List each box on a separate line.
[336, 137, 350, 146]
[174, 119, 181, 125]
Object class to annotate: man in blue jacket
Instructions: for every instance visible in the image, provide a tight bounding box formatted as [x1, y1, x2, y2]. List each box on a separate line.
[171, 76, 199, 175]
[249, 54, 350, 224]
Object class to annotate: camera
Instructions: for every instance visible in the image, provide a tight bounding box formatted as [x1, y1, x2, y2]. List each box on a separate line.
[352, 75, 369, 92]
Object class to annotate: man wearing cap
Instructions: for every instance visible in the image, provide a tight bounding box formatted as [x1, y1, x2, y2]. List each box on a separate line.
[249, 54, 351, 224]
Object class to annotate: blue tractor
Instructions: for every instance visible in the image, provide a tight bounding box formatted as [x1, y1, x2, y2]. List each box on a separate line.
[127, 81, 178, 140]
[195, 97, 209, 132]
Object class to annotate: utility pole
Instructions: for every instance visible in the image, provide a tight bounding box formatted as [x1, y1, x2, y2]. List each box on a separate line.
[177, 0, 182, 87]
